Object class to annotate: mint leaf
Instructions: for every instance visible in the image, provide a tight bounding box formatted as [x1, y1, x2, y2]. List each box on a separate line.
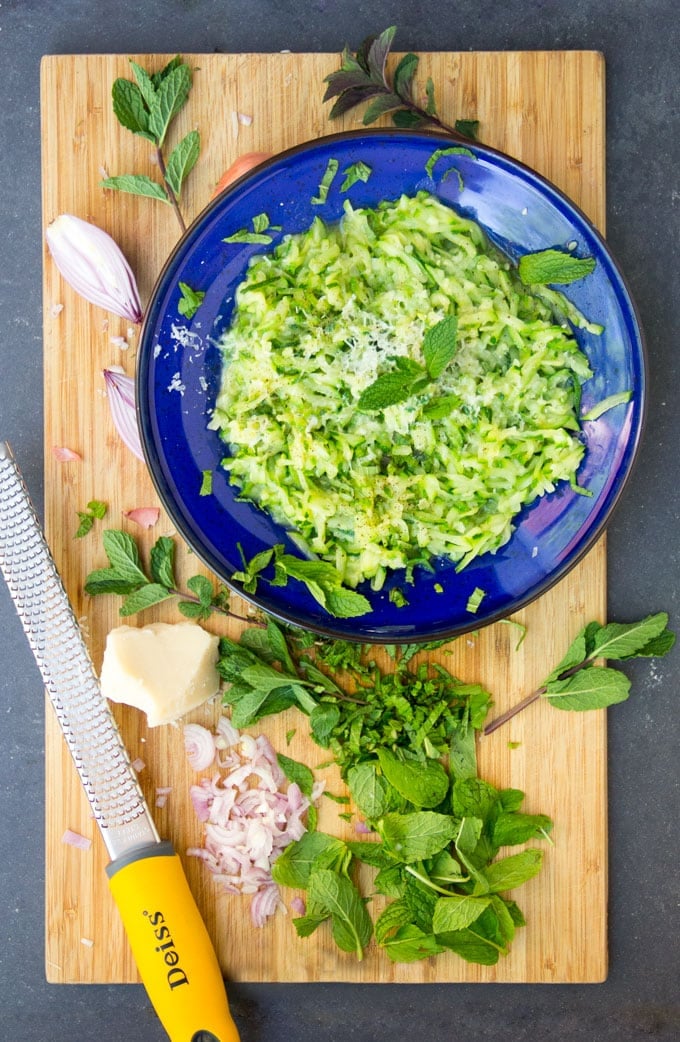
[186, 574, 213, 606]
[347, 761, 391, 819]
[177, 600, 210, 620]
[449, 728, 478, 781]
[264, 618, 298, 674]
[432, 894, 492, 933]
[128, 60, 157, 109]
[362, 92, 404, 124]
[340, 161, 372, 192]
[149, 535, 176, 588]
[437, 927, 502, 965]
[392, 52, 419, 99]
[455, 815, 484, 858]
[492, 812, 553, 848]
[223, 229, 273, 245]
[75, 499, 107, 539]
[148, 63, 192, 145]
[101, 529, 149, 586]
[482, 849, 544, 892]
[518, 248, 596, 286]
[381, 811, 457, 863]
[271, 832, 347, 889]
[251, 213, 272, 233]
[277, 752, 315, 797]
[83, 568, 141, 597]
[322, 585, 372, 618]
[176, 281, 205, 321]
[422, 394, 459, 420]
[108, 57, 198, 232]
[75, 513, 94, 539]
[356, 367, 425, 411]
[455, 118, 480, 140]
[88, 500, 108, 520]
[273, 552, 371, 618]
[165, 130, 200, 199]
[151, 55, 183, 88]
[381, 923, 447, 962]
[358, 317, 457, 412]
[545, 631, 588, 684]
[544, 665, 631, 710]
[376, 749, 449, 809]
[101, 174, 169, 203]
[307, 868, 372, 958]
[422, 316, 458, 378]
[111, 78, 154, 140]
[120, 583, 174, 616]
[309, 703, 341, 745]
[585, 612, 670, 661]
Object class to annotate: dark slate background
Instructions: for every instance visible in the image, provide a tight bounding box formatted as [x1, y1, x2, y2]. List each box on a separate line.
[1, 2, 678, 1039]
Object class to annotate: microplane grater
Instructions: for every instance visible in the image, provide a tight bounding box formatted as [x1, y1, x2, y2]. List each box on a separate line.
[0, 441, 159, 859]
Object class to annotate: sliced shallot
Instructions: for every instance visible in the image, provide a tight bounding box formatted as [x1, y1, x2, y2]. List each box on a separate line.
[184, 716, 319, 927]
[103, 368, 144, 460]
[183, 723, 217, 771]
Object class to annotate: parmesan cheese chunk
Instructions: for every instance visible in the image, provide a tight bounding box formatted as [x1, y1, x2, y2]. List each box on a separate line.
[100, 622, 220, 727]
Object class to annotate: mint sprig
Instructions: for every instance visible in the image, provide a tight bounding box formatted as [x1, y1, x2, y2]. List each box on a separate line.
[357, 315, 458, 411]
[323, 26, 479, 140]
[103, 56, 199, 232]
[84, 529, 252, 624]
[483, 612, 675, 734]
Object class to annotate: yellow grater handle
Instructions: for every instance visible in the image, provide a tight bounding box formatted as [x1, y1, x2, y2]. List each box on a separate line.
[107, 842, 241, 1042]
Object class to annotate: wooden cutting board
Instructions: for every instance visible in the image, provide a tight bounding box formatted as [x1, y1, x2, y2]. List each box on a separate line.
[40, 50, 607, 985]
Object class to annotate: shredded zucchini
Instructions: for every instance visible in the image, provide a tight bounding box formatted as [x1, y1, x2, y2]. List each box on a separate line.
[210, 191, 594, 589]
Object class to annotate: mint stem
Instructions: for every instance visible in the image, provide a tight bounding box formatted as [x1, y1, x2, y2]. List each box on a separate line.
[169, 586, 267, 628]
[404, 103, 470, 141]
[155, 147, 186, 233]
[482, 689, 544, 736]
[483, 659, 588, 736]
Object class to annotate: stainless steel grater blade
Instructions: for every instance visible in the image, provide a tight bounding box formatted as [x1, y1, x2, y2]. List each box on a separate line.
[0, 441, 159, 859]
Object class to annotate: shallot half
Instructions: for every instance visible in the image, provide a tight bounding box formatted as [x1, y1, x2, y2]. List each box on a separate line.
[46, 214, 143, 323]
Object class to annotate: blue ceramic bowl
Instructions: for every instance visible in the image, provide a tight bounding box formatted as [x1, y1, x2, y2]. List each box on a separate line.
[137, 129, 645, 642]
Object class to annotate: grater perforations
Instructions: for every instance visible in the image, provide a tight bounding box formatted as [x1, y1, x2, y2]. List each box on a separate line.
[0, 444, 150, 831]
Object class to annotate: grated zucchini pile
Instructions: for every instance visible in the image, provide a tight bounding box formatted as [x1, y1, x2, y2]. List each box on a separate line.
[210, 191, 593, 589]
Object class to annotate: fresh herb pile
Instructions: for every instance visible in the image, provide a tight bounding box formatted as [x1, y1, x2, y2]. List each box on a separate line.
[215, 621, 550, 964]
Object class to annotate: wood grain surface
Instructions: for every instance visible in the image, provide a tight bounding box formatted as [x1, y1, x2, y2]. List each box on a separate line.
[40, 51, 607, 984]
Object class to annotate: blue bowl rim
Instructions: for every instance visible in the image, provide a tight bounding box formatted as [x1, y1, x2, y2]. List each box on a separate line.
[136, 126, 648, 643]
